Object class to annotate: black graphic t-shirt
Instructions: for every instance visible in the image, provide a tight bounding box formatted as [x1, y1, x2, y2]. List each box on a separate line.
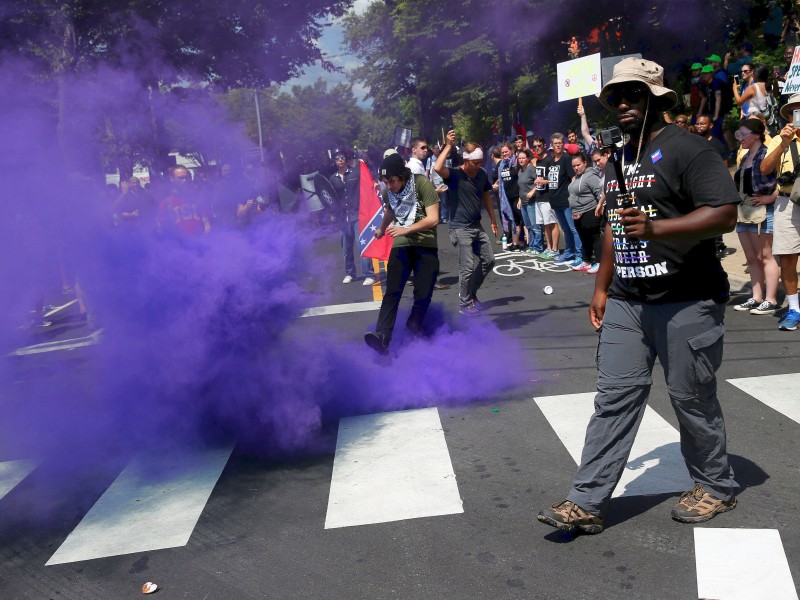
[603, 125, 739, 304]
[539, 153, 574, 210]
[499, 159, 520, 201]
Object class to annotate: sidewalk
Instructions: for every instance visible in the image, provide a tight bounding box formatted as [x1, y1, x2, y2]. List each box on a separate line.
[720, 229, 800, 299]
[719, 230, 750, 294]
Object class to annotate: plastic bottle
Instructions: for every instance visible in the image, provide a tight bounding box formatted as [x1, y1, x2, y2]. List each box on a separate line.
[501, 234, 508, 251]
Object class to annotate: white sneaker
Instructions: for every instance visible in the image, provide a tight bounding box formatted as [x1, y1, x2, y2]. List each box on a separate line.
[587, 263, 600, 274]
[342, 275, 354, 284]
[363, 277, 376, 286]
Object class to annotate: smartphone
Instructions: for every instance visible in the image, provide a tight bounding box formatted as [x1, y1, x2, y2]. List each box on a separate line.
[794, 109, 800, 129]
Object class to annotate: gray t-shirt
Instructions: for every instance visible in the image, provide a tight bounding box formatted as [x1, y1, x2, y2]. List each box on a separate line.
[517, 164, 537, 205]
[567, 168, 603, 215]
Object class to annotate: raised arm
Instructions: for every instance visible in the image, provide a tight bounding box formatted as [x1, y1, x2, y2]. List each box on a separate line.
[434, 129, 456, 180]
[577, 104, 594, 147]
[761, 125, 795, 175]
[732, 80, 755, 107]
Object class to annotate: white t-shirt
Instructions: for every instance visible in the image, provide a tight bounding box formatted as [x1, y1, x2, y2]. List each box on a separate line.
[408, 156, 427, 176]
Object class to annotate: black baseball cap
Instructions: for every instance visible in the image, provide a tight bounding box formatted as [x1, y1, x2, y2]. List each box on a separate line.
[379, 153, 406, 178]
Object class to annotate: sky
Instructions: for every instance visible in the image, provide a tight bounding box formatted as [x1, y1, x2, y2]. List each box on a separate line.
[280, 0, 372, 106]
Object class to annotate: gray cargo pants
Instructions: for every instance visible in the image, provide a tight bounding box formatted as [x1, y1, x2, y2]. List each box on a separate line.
[448, 224, 495, 306]
[566, 297, 736, 516]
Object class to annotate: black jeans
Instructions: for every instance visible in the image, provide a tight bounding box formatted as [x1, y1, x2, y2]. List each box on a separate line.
[575, 209, 603, 264]
[375, 246, 439, 344]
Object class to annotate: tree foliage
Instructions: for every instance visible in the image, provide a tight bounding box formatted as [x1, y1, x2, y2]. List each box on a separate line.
[221, 79, 395, 159]
[0, 0, 355, 175]
[0, 0, 354, 87]
[343, 0, 753, 142]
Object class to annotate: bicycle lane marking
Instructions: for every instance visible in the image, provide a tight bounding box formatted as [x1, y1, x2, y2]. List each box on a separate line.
[492, 254, 572, 276]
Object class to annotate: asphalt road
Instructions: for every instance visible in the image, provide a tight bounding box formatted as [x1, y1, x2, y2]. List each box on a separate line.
[1, 218, 799, 600]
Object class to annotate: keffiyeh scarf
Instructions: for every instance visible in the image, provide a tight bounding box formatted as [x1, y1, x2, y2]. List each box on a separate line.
[386, 175, 418, 227]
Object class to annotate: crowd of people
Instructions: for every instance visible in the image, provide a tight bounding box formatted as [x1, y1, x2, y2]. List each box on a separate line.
[88, 25, 800, 344]
[353, 38, 800, 338]
[108, 161, 277, 237]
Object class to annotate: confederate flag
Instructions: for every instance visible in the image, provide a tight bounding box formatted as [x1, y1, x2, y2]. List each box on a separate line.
[357, 160, 392, 261]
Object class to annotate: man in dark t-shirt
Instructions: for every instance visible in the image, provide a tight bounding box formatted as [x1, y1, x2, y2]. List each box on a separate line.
[538, 58, 739, 535]
[536, 133, 583, 267]
[695, 114, 729, 165]
[329, 150, 375, 284]
[435, 131, 499, 316]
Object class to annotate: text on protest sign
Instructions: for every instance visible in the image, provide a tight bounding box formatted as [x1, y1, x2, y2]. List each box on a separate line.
[783, 46, 800, 95]
[557, 53, 602, 102]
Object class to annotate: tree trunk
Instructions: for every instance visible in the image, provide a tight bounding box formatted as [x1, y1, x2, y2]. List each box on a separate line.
[55, 16, 76, 169]
[413, 80, 426, 137]
[497, 50, 510, 139]
[147, 77, 172, 181]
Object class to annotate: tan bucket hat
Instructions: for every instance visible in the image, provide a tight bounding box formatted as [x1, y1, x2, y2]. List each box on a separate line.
[597, 57, 678, 111]
[780, 92, 800, 121]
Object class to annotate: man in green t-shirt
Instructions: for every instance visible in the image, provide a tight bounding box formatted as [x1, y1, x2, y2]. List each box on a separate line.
[364, 153, 441, 355]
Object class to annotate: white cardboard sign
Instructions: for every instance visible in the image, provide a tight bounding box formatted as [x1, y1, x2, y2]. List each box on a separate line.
[782, 46, 800, 95]
[557, 53, 602, 102]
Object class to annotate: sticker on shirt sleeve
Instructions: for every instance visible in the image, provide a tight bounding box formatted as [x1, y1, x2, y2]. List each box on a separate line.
[650, 149, 663, 163]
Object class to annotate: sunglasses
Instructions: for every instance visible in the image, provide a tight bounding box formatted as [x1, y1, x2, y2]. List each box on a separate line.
[675, 119, 687, 124]
[741, 69, 752, 74]
[606, 84, 649, 108]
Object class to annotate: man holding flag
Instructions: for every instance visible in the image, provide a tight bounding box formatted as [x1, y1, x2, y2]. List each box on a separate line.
[363, 153, 441, 355]
[330, 148, 376, 285]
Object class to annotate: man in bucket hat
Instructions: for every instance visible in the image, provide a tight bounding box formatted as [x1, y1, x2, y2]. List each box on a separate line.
[758, 93, 800, 331]
[537, 57, 740, 534]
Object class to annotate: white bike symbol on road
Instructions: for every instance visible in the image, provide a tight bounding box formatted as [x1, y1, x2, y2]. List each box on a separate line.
[492, 252, 572, 276]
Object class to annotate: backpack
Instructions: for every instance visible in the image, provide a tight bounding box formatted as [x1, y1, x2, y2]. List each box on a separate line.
[764, 92, 778, 130]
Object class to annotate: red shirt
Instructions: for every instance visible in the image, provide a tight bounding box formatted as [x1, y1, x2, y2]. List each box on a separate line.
[158, 193, 206, 236]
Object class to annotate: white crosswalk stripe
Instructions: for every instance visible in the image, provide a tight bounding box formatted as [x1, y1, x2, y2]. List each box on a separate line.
[534, 392, 693, 498]
[694, 528, 799, 600]
[0, 459, 39, 502]
[325, 407, 463, 529]
[727, 373, 800, 425]
[46, 443, 234, 566]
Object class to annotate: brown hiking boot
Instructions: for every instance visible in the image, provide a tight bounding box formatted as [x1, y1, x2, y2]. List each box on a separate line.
[537, 500, 604, 534]
[671, 484, 737, 523]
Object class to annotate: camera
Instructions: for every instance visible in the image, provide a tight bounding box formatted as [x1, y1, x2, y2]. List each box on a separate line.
[777, 170, 800, 186]
[599, 126, 623, 148]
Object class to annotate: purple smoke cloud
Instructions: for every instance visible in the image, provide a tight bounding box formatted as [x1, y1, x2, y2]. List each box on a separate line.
[0, 51, 526, 479]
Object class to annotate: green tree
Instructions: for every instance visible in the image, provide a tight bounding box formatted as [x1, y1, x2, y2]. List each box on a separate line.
[220, 79, 393, 162]
[0, 0, 355, 173]
[343, 0, 753, 143]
